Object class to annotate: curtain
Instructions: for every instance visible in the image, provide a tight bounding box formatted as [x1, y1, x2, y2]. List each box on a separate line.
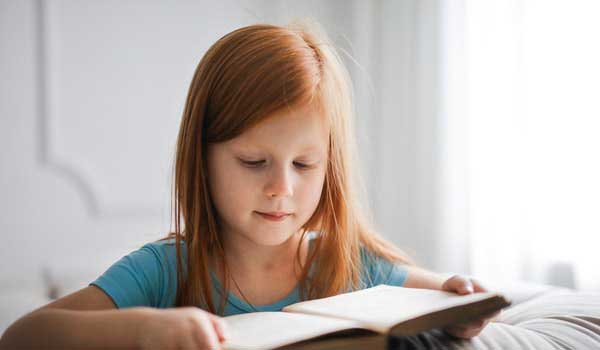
[451, 0, 600, 291]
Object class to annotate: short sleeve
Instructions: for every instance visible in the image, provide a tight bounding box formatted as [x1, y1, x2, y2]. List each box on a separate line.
[360, 246, 408, 288]
[90, 242, 178, 309]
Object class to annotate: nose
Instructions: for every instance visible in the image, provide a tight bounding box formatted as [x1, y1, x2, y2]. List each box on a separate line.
[264, 165, 294, 198]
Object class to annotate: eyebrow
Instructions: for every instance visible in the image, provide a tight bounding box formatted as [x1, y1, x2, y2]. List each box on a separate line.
[232, 144, 324, 156]
[298, 145, 323, 152]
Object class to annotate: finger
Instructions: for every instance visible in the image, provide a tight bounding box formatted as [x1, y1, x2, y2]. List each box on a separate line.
[444, 325, 461, 339]
[454, 276, 474, 295]
[453, 319, 484, 331]
[442, 275, 473, 294]
[445, 325, 470, 339]
[208, 314, 231, 342]
[440, 276, 453, 291]
[465, 318, 488, 329]
[462, 326, 485, 339]
[446, 323, 485, 339]
[470, 278, 488, 293]
[191, 314, 221, 349]
[484, 309, 502, 322]
[454, 313, 496, 330]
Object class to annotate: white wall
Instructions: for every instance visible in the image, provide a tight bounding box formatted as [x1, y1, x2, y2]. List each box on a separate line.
[0, 0, 445, 330]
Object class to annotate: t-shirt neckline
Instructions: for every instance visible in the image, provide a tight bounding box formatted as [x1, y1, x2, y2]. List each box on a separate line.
[209, 233, 317, 313]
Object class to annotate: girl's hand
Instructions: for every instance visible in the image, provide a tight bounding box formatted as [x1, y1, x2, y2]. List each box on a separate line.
[441, 275, 501, 339]
[136, 307, 230, 350]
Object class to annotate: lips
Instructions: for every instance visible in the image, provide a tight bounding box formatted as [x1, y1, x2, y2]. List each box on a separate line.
[255, 211, 291, 221]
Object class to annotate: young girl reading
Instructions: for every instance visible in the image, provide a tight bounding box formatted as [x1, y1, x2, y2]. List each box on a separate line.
[0, 20, 499, 350]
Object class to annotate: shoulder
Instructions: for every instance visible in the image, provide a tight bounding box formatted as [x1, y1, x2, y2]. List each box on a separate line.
[143, 237, 186, 258]
[131, 238, 187, 270]
[90, 237, 186, 308]
[359, 244, 408, 288]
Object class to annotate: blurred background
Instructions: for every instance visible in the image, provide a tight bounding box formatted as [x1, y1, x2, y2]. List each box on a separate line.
[1, 0, 599, 331]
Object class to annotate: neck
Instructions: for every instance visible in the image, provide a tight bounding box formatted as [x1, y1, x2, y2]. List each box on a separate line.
[222, 230, 305, 276]
[210, 228, 315, 307]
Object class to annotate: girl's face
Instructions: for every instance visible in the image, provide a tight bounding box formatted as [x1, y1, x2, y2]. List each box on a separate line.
[206, 104, 329, 247]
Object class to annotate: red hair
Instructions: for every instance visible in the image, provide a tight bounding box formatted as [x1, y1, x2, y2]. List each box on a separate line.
[161, 19, 415, 315]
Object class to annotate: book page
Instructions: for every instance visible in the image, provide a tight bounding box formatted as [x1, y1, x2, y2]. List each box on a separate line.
[221, 311, 366, 350]
[283, 285, 505, 333]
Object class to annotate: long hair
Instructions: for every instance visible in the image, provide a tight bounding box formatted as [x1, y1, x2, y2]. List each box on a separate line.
[161, 19, 415, 315]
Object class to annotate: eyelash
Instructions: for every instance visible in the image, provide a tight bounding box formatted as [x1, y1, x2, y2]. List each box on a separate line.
[240, 160, 312, 170]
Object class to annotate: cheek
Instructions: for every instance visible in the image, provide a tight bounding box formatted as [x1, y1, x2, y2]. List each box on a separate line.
[208, 162, 255, 222]
[297, 171, 326, 211]
[212, 171, 254, 210]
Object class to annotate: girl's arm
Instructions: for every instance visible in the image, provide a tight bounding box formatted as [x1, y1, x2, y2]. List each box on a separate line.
[0, 306, 155, 350]
[0, 285, 147, 349]
[402, 265, 483, 295]
[0, 285, 228, 350]
[402, 265, 449, 290]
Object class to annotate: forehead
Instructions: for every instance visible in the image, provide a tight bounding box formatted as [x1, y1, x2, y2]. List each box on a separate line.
[228, 104, 329, 153]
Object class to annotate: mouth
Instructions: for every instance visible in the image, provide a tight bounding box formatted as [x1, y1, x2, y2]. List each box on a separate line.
[255, 211, 291, 221]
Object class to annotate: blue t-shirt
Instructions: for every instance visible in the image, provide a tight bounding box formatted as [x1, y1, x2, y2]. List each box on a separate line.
[90, 236, 408, 316]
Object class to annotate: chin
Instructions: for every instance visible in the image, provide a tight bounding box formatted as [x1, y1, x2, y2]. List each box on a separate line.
[247, 227, 297, 246]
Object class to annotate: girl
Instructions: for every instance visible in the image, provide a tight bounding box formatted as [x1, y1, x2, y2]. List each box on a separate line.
[0, 20, 499, 350]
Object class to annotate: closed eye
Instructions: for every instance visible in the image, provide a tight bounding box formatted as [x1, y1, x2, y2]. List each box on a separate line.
[293, 161, 310, 169]
[239, 159, 313, 170]
[240, 160, 265, 168]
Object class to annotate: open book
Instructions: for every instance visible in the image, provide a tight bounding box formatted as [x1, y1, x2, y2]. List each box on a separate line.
[222, 284, 511, 350]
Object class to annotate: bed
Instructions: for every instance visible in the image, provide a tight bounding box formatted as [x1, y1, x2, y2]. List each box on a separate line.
[394, 280, 600, 349]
